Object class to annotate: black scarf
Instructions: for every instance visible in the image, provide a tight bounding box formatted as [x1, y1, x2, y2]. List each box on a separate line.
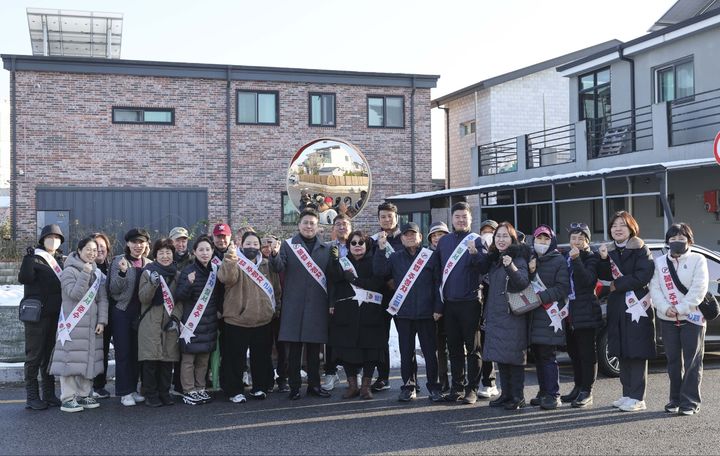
[146, 261, 178, 282]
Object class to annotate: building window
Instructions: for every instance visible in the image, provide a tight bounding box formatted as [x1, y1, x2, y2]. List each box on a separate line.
[112, 107, 174, 125]
[309, 93, 336, 127]
[237, 90, 279, 125]
[579, 67, 611, 121]
[460, 121, 476, 136]
[656, 58, 694, 102]
[282, 192, 299, 225]
[367, 95, 404, 128]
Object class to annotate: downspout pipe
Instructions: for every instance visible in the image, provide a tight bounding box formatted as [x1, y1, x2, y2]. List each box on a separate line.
[618, 46, 636, 152]
[410, 76, 416, 193]
[226, 66, 232, 223]
[10, 57, 17, 240]
[439, 105, 450, 189]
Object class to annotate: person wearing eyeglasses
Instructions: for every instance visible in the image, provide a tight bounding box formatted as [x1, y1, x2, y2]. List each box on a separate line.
[650, 223, 708, 416]
[328, 230, 385, 400]
[561, 223, 602, 408]
[596, 211, 655, 412]
[90, 232, 114, 400]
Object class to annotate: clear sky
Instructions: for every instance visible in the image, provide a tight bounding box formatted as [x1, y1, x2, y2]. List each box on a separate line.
[0, 0, 677, 179]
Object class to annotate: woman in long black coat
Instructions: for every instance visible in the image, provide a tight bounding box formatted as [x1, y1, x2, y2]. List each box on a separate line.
[596, 211, 655, 412]
[329, 231, 386, 400]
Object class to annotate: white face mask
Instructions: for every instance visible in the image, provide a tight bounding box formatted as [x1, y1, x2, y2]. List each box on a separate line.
[481, 233, 494, 248]
[534, 243, 549, 256]
[44, 237, 61, 251]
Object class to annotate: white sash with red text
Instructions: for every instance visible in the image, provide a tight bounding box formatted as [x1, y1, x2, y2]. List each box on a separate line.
[371, 233, 395, 259]
[387, 248, 433, 316]
[338, 257, 383, 306]
[440, 232, 480, 302]
[530, 274, 569, 333]
[179, 269, 217, 344]
[56, 269, 103, 346]
[35, 249, 63, 279]
[236, 254, 276, 311]
[655, 256, 704, 327]
[286, 239, 327, 293]
[158, 276, 175, 317]
[609, 256, 652, 322]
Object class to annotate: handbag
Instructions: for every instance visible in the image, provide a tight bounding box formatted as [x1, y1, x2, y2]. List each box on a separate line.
[505, 276, 542, 316]
[666, 257, 720, 321]
[18, 298, 43, 323]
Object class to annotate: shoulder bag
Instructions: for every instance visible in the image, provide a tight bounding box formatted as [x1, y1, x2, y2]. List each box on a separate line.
[18, 298, 43, 323]
[505, 275, 542, 316]
[666, 257, 719, 321]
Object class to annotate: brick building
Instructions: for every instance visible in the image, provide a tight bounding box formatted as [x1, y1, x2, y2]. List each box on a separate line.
[1, 55, 438, 248]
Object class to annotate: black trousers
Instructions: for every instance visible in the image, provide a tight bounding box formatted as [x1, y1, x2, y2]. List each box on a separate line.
[24, 315, 57, 389]
[395, 317, 439, 393]
[497, 363, 525, 399]
[565, 327, 597, 392]
[224, 323, 274, 396]
[93, 310, 113, 390]
[375, 317, 391, 381]
[111, 305, 140, 397]
[480, 327, 495, 387]
[271, 316, 288, 385]
[531, 344, 560, 398]
[619, 358, 648, 401]
[444, 299, 482, 393]
[323, 345, 338, 376]
[142, 361, 173, 397]
[288, 342, 322, 391]
[436, 317, 449, 384]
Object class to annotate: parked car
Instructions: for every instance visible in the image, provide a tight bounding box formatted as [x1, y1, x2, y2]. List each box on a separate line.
[557, 241, 720, 377]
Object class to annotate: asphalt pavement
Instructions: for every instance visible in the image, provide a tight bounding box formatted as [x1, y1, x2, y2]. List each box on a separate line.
[1, 355, 719, 455]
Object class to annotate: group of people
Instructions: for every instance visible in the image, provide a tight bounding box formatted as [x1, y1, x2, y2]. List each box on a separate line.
[299, 189, 368, 223]
[19, 201, 709, 417]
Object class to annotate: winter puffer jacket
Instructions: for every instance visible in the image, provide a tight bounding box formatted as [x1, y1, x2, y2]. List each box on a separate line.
[175, 259, 221, 354]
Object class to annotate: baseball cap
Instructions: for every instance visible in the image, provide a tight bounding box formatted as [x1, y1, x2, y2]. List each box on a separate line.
[401, 222, 421, 234]
[533, 225, 554, 239]
[169, 227, 189, 240]
[212, 223, 232, 236]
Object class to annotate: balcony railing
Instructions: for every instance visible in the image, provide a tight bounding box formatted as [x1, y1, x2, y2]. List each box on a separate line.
[526, 124, 575, 169]
[668, 87, 720, 146]
[478, 137, 517, 176]
[587, 105, 653, 159]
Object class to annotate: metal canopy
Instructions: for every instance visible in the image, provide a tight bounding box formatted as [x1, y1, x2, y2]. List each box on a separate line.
[26, 8, 123, 58]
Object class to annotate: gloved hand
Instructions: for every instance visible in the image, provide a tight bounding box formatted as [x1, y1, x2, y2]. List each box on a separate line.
[26, 246, 35, 256]
[342, 270, 356, 283]
[330, 246, 340, 261]
[150, 271, 160, 286]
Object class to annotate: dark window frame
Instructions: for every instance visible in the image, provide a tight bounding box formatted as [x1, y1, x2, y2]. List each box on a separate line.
[236, 89, 280, 126]
[308, 92, 337, 127]
[367, 94, 405, 129]
[578, 67, 611, 121]
[653, 56, 695, 103]
[112, 107, 175, 125]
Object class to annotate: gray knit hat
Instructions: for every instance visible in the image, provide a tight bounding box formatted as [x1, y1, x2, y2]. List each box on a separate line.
[479, 220, 499, 231]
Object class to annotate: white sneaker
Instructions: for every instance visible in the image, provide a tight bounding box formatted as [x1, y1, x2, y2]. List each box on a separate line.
[131, 392, 145, 403]
[300, 369, 308, 380]
[120, 394, 136, 407]
[612, 396, 630, 408]
[619, 399, 647, 412]
[321, 373, 340, 391]
[230, 393, 247, 403]
[478, 385, 499, 398]
[197, 389, 212, 403]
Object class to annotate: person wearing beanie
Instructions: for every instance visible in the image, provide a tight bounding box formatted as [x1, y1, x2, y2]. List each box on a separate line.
[562, 223, 602, 408]
[426, 221, 450, 393]
[528, 224, 570, 410]
[108, 228, 152, 406]
[18, 224, 66, 410]
[427, 222, 449, 251]
[435, 202, 488, 405]
[477, 219, 499, 398]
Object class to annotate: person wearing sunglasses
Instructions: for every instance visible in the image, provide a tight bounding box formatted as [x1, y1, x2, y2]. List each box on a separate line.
[328, 230, 385, 400]
[561, 223, 602, 408]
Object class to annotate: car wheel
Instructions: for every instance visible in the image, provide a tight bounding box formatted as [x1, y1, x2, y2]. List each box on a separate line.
[597, 328, 620, 377]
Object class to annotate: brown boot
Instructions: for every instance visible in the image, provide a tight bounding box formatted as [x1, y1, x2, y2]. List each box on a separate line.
[342, 376, 360, 399]
[360, 377, 374, 400]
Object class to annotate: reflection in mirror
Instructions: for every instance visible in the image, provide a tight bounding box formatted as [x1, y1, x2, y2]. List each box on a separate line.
[287, 138, 371, 225]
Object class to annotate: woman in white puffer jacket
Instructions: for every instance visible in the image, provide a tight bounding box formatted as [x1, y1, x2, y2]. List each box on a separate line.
[650, 223, 708, 416]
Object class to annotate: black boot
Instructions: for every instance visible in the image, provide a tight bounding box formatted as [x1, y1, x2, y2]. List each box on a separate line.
[41, 375, 61, 407]
[561, 386, 581, 403]
[489, 393, 513, 407]
[26, 378, 48, 411]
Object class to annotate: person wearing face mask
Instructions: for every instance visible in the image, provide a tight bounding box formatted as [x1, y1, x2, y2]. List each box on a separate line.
[269, 209, 334, 400]
[19, 224, 66, 410]
[597, 211, 655, 412]
[477, 220, 499, 399]
[650, 223, 708, 416]
[90, 232, 114, 400]
[561, 223, 602, 408]
[137, 238, 182, 407]
[218, 232, 281, 403]
[50, 236, 108, 413]
[483, 222, 531, 410]
[176, 235, 223, 405]
[108, 228, 152, 407]
[427, 221, 450, 393]
[527, 225, 570, 410]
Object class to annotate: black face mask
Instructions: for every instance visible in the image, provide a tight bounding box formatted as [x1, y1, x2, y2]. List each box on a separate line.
[669, 241, 688, 255]
[242, 248, 259, 260]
